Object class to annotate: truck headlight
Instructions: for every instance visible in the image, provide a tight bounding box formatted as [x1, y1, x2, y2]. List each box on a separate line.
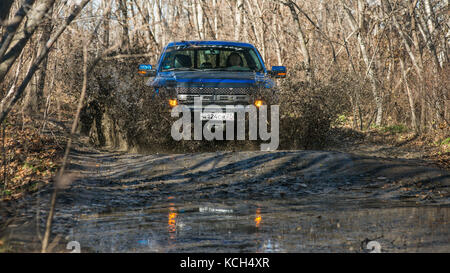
[169, 99, 178, 107]
[254, 100, 263, 108]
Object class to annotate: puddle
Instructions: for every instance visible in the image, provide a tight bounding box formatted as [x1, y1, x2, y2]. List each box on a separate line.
[2, 150, 449, 252]
[59, 203, 449, 253]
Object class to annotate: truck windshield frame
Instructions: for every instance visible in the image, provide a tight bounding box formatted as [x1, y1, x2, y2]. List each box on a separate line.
[159, 45, 264, 73]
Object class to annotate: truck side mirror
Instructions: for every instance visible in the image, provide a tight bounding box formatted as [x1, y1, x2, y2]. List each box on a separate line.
[270, 66, 286, 78]
[138, 64, 156, 77]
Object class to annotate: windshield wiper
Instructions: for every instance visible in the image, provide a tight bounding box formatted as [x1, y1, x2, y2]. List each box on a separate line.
[202, 68, 262, 72]
[200, 68, 228, 71]
[164, 67, 202, 71]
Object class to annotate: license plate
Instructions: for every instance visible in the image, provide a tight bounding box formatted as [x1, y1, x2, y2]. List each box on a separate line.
[201, 113, 234, 121]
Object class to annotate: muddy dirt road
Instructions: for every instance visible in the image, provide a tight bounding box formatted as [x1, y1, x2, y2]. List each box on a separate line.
[2, 146, 449, 252]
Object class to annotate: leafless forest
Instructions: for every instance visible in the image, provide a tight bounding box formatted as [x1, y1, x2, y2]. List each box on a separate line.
[0, 0, 449, 199]
[0, 0, 449, 254]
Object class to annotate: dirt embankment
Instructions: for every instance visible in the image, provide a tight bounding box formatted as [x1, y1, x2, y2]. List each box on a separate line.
[326, 127, 449, 170]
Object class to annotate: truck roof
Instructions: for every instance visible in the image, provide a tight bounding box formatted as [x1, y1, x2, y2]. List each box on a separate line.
[166, 40, 256, 48]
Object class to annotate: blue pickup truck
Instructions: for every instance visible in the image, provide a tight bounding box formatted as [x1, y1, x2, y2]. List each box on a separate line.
[138, 40, 286, 118]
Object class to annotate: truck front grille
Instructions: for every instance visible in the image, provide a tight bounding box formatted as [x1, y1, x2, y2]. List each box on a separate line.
[177, 94, 250, 103]
[176, 87, 254, 95]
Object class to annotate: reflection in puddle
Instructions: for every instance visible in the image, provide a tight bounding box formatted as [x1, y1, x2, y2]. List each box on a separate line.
[168, 197, 177, 240]
[168, 210, 177, 233]
[259, 239, 283, 253]
[199, 206, 233, 213]
[255, 208, 262, 228]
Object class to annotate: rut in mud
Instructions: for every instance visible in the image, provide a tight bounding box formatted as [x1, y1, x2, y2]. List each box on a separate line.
[2, 146, 449, 252]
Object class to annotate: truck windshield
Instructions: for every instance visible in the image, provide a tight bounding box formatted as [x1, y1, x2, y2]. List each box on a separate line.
[160, 45, 264, 72]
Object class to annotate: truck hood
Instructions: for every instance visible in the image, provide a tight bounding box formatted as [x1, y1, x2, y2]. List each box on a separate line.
[150, 71, 270, 89]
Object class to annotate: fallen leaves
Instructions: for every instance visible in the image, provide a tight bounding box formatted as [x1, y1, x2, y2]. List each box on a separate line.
[1, 114, 63, 201]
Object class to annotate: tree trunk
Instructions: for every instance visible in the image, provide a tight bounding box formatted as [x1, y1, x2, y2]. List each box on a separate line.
[0, 0, 91, 124]
[400, 57, 419, 132]
[0, 0, 36, 60]
[344, 2, 382, 126]
[103, 0, 110, 48]
[416, 5, 441, 72]
[0, 0, 55, 83]
[235, 0, 243, 41]
[213, 0, 218, 39]
[0, 0, 15, 23]
[36, 6, 54, 113]
[285, 0, 312, 82]
[134, 0, 158, 50]
[118, 0, 130, 53]
[423, 0, 435, 34]
[273, 15, 282, 65]
[196, 0, 204, 40]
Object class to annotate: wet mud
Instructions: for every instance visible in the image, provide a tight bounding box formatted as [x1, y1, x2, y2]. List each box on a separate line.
[2, 147, 449, 252]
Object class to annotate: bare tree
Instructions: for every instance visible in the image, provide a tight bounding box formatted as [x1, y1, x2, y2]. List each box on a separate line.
[282, 0, 313, 82]
[0, 0, 91, 124]
[344, 0, 383, 126]
[118, 0, 130, 53]
[0, 0, 55, 83]
[0, 0, 15, 23]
